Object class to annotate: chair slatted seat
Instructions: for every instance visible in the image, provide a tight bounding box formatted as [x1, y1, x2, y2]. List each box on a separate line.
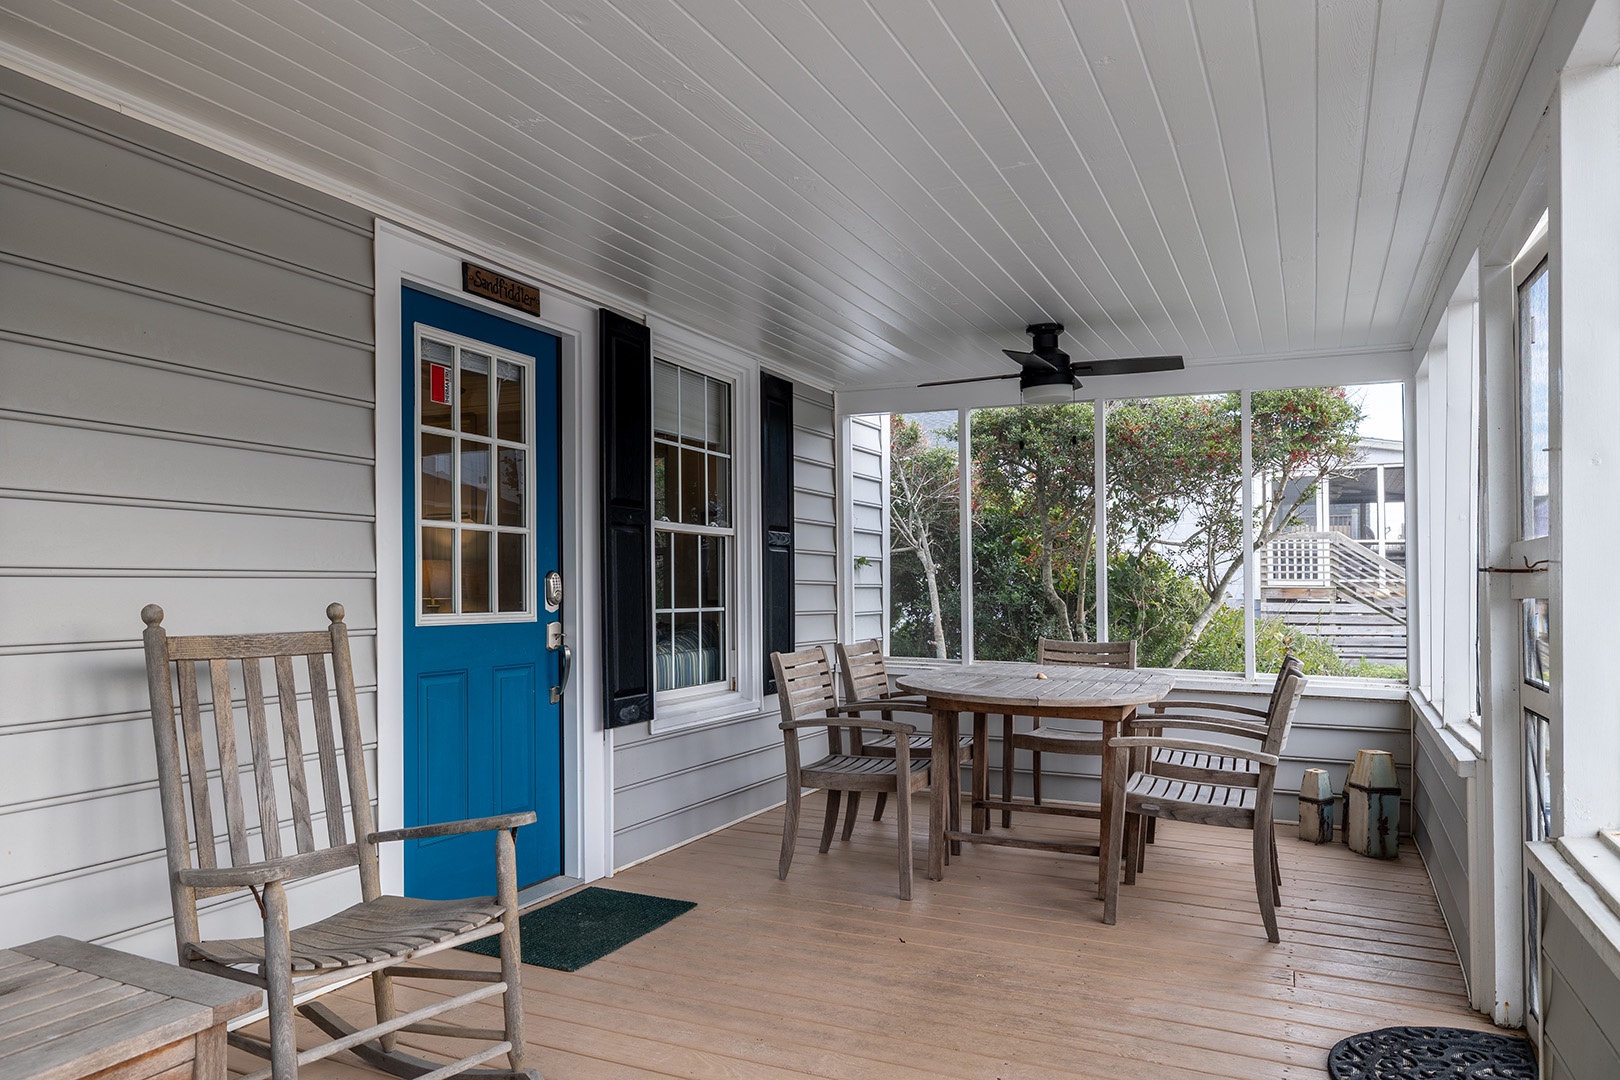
[834, 639, 972, 835]
[773, 646, 934, 900]
[997, 639, 1136, 827]
[142, 603, 538, 1080]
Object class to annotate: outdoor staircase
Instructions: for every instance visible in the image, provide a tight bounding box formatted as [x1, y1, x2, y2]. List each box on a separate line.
[1260, 530, 1408, 663]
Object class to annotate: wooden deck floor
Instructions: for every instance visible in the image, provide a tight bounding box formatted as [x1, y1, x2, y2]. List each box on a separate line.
[244, 795, 1495, 1079]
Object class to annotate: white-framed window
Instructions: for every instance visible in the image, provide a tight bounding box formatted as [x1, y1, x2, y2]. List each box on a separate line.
[653, 358, 736, 698]
[415, 326, 535, 623]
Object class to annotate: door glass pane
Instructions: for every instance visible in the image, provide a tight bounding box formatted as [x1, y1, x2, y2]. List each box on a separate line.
[421, 433, 453, 521]
[421, 527, 454, 615]
[461, 531, 491, 614]
[495, 359, 524, 442]
[460, 444, 491, 524]
[497, 532, 524, 613]
[1523, 598, 1551, 689]
[461, 351, 491, 436]
[497, 447, 524, 526]
[1519, 260, 1550, 539]
[420, 339, 455, 430]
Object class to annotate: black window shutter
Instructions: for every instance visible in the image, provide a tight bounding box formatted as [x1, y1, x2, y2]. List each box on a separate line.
[761, 371, 795, 694]
[599, 309, 654, 728]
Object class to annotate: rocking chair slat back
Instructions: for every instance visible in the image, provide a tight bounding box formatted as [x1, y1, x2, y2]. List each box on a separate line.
[272, 655, 315, 854]
[145, 609, 370, 924]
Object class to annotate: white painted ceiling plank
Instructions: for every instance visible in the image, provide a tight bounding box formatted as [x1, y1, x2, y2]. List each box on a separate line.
[1312, 0, 1377, 345]
[1253, 0, 1319, 353]
[1190, 0, 1288, 354]
[1337, 0, 1442, 348]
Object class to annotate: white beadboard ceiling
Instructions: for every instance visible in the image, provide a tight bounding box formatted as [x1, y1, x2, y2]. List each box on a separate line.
[0, 0, 1557, 392]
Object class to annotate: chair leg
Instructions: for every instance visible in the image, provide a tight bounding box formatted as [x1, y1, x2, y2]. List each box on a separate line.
[1123, 811, 1141, 886]
[948, 751, 962, 856]
[895, 781, 913, 901]
[779, 785, 801, 879]
[370, 971, 397, 1053]
[841, 792, 863, 841]
[262, 881, 298, 1080]
[1031, 749, 1043, 805]
[1270, 828, 1282, 905]
[1254, 823, 1279, 943]
[1000, 714, 1015, 828]
[819, 790, 843, 853]
[872, 791, 888, 822]
[495, 826, 528, 1075]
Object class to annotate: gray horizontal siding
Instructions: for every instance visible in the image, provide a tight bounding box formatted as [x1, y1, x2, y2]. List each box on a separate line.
[611, 381, 841, 868]
[0, 67, 376, 957]
[1541, 900, 1620, 1079]
[849, 414, 886, 643]
[1413, 711, 1473, 985]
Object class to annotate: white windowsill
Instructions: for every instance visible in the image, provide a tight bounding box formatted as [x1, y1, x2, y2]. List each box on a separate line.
[1408, 689, 1481, 778]
[1526, 838, 1620, 986]
[649, 688, 764, 733]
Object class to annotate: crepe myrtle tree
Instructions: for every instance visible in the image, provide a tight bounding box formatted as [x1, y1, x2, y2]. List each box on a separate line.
[969, 403, 1098, 650]
[1106, 387, 1363, 667]
[888, 414, 959, 659]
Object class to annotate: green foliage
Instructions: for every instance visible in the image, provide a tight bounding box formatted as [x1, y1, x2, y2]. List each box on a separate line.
[1179, 606, 1345, 675]
[885, 387, 1397, 674]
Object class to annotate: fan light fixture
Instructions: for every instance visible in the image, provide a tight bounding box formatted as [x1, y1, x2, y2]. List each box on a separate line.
[1021, 381, 1076, 405]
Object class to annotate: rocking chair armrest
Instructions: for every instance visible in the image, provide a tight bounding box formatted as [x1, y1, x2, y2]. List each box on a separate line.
[780, 716, 917, 736]
[369, 811, 538, 845]
[1109, 735, 1280, 767]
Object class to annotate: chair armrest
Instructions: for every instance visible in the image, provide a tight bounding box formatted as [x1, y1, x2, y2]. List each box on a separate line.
[1109, 735, 1279, 767]
[174, 846, 359, 888]
[369, 811, 538, 845]
[1129, 714, 1267, 739]
[828, 701, 934, 721]
[1145, 699, 1267, 718]
[781, 716, 917, 736]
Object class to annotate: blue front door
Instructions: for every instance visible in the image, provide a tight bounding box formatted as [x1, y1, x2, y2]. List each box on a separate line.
[401, 286, 563, 898]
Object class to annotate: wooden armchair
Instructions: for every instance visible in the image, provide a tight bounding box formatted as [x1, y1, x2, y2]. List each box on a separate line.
[998, 638, 1136, 827]
[141, 603, 537, 1080]
[833, 639, 971, 834]
[1128, 655, 1305, 857]
[773, 646, 933, 899]
[1111, 664, 1308, 942]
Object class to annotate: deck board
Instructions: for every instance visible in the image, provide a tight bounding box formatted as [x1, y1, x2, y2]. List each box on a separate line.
[233, 795, 1496, 1079]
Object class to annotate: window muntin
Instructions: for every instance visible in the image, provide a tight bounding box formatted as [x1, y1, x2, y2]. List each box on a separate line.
[653, 360, 734, 693]
[417, 331, 532, 620]
[1518, 259, 1551, 540]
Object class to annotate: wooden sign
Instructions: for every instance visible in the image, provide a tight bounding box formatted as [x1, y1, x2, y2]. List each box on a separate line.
[461, 261, 540, 316]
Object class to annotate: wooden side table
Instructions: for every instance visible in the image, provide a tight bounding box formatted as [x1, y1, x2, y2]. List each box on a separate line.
[0, 936, 258, 1080]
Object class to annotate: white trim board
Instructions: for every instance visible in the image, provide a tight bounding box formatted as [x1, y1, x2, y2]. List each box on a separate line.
[374, 220, 612, 891]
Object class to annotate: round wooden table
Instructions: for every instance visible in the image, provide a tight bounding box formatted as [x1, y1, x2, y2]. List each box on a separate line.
[896, 662, 1174, 924]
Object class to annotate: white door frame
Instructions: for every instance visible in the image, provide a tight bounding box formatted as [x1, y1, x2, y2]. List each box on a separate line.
[374, 220, 611, 892]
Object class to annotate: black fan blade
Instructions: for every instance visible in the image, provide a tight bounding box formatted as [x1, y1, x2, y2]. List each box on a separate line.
[1003, 348, 1060, 374]
[917, 371, 1023, 388]
[1068, 354, 1184, 377]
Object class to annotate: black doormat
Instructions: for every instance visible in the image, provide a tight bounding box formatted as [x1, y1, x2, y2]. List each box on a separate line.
[457, 887, 695, 972]
[1327, 1026, 1537, 1079]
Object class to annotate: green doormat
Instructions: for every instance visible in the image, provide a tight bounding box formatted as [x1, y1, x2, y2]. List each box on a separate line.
[457, 887, 696, 972]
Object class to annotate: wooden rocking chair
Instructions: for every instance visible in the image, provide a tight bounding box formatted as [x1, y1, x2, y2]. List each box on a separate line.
[141, 603, 538, 1080]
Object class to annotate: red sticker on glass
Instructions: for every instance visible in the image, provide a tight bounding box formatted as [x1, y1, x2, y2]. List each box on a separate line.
[429, 363, 452, 405]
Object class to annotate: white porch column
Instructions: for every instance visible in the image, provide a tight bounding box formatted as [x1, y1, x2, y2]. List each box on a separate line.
[1550, 54, 1620, 837]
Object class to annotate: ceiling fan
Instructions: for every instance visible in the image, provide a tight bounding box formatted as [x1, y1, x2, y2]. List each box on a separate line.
[920, 322, 1184, 403]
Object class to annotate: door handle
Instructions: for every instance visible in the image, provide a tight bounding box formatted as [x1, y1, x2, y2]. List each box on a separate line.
[551, 642, 572, 704]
